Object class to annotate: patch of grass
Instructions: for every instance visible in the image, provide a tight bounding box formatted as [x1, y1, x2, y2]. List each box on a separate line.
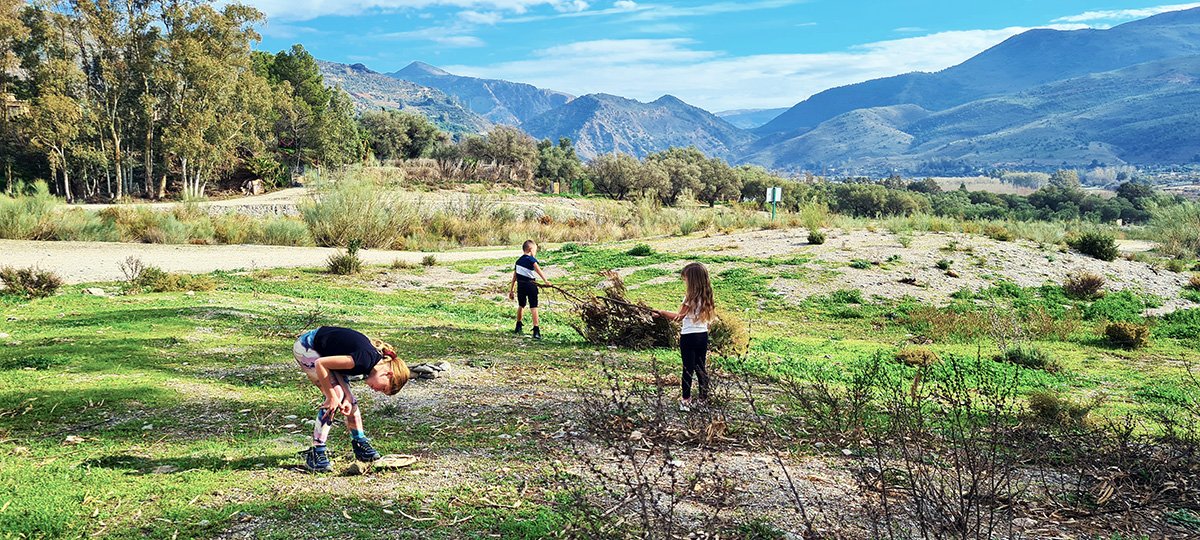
[326, 241, 364, 275]
[1028, 390, 1098, 429]
[935, 259, 953, 271]
[849, 259, 873, 270]
[895, 346, 939, 367]
[1084, 290, 1154, 322]
[422, 254, 438, 267]
[994, 345, 1059, 372]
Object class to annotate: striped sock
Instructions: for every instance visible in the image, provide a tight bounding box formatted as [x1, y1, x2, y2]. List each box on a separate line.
[350, 429, 368, 441]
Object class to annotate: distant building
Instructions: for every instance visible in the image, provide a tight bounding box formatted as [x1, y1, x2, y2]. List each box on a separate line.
[2, 92, 28, 119]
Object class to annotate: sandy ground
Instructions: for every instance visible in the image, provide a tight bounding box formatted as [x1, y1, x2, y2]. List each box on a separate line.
[2, 239, 513, 284]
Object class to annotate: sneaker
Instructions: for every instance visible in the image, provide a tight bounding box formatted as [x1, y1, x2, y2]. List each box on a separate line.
[299, 446, 332, 473]
[352, 438, 381, 462]
[678, 399, 691, 412]
[514, 321, 524, 334]
[532, 326, 542, 340]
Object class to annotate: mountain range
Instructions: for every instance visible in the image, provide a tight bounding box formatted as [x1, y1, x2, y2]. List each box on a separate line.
[319, 7, 1200, 173]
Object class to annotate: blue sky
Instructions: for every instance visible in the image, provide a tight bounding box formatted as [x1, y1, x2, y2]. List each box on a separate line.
[246, 1, 1200, 111]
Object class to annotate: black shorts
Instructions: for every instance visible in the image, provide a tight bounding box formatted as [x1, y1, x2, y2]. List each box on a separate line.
[517, 281, 539, 308]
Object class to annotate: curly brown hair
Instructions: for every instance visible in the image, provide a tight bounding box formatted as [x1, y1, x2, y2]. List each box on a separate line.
[681, 262, 715, 323]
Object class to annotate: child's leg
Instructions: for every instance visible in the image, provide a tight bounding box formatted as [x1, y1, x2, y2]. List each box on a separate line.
[695, 333, 711, 400]
[531, 307, 539, 327]
[680, 336, 696, 400]
[335, 375, 368, 440]
[516, 306, 525, 322]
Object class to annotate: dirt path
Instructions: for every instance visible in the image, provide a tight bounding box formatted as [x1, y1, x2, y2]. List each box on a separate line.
[4, 239, 513, 284]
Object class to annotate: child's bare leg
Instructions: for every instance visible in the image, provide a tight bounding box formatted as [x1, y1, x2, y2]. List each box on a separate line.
[531, 307, 540, 327]
[516, 306, 525, 322]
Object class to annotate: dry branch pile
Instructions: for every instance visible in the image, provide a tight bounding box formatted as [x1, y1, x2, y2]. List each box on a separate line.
[547, 271, 679, 350]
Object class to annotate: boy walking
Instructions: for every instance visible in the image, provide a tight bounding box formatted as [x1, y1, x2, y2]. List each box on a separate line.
[509, 240, 551, 339]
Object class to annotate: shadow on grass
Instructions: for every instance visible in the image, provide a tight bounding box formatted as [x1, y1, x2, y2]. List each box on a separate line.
[81, 452, 296, 474]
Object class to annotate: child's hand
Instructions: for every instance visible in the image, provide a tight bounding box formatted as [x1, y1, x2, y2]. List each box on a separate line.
[319, 397, 339, 414]
[508, 290, 515, 300]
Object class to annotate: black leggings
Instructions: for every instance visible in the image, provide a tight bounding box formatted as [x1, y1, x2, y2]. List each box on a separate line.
[680, 332, 709, 400]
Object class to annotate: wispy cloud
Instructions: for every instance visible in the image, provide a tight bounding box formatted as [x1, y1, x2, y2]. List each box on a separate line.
[1052, 2, 1200, 23]
[446, 25, 1087, 111]
[244, 0, 595, 22]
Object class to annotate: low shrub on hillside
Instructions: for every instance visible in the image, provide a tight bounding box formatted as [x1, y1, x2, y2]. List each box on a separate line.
[1028, 390, 1098, 429]
[709, 308, 749, 357]
[1084, 290, 1154, 322]
[1156, 309, 1200, 340]
[422, 254, 438, 267]
[1105, 321, 1151, 349]
[895, 346, 939, 367]
[1063, 270, 1106, 300]
[0, 266, 63, 298]
[1068, 230, 1119, 261]
[807, 230, 826, 245]
[626, 243, 654, 256]
[935, 259, 953, 271]
[995, 345, 1059, 371]
[983, 223, 1014, 242]
[1189, 274, 1200, 291]
[327, 241, 364, 275]
[849, 259, 873, 269]
[124, 264, 217, 293]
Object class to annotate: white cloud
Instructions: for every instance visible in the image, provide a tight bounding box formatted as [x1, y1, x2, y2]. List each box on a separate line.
[613, 0, 637, 9]
[243, 0, 579, 21]
[459, 10, 503, 24]
[433, 35, 487, 46]
[445, 25, 1089, 111]
[1052, 2, 1200, 23]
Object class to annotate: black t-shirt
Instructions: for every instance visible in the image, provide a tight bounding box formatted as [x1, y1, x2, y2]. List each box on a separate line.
[312, 326, 381, 377]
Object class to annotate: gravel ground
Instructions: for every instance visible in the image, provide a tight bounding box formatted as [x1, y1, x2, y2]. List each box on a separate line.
[2, 239, 514, 284]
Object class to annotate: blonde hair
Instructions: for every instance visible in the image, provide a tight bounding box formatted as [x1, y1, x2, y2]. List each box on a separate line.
[681, 262, 715, 323]
[371, 338, 410, 395]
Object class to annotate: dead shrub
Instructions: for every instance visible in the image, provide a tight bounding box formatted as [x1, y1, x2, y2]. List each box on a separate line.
[1189, 274, 1200, 291]
[1027, 390, 1099, 428]
[555, 271, 678, 349]
[894, 346, 939, 367]
[709, 308, 749, 357]
[1063, 270, 1106, 300]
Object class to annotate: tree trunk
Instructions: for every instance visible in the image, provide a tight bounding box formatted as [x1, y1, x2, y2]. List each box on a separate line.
[144, 124, 154, 199]
[157, 173, 167, 200]
[60, 149, 71, 203]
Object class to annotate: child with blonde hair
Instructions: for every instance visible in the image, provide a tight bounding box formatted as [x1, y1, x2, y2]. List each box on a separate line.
[656, 262, 715, 411]
[292, 326, 410, 472]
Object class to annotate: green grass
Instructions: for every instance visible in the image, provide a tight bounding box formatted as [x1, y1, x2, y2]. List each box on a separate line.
[1, 247, 1197, 537]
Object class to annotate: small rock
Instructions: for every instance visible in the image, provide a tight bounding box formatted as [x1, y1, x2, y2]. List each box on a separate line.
[197, 520, 210, 527]
[629, 430, 644, 441]
[813, 442, 825, 449]
[841, 448, 854, 456]
[83, 288, 106, 297]
[185, 291, 195, 296]
[0, 332, 9, 339]
[1013, 518, 1037, 528]
[141, 424, 153, 430]
[282, 423, 297, 429]
[668, 459, 685, 468]
[497, 433, 513, 440]
[63, 435, 85, 445]
[382, 509, 394, 515]
[151, 465, 178, 474]
[284, 415, 298, 420]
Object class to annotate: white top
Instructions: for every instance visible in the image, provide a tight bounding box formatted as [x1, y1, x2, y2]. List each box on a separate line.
[680, 302, 709, 335]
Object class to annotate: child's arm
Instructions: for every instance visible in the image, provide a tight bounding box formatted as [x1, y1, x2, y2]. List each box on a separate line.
[314, 355, 355, 414]
[533, 262, 551, 285]
[509, 272, 517, 300]
[657, 302, 689, 321]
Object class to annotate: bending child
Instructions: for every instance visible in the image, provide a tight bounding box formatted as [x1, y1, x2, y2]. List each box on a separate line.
[509, 239, 551, 339]
[293, 326, 410, 472]
[656, 262, 715, 412]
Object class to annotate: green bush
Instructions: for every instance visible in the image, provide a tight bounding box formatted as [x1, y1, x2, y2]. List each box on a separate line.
[849, 259, 873, 270]
[895, 346, 939, 367]
[983, 223, 1013, 242]
[327, 242, 364, 275]
[829, 289, 864, 304]
[626, 243, 654, 256]
[0, 266, 63, 298]
[1063, 270, 1106, 300]
[897, 234, 912, 248]
[422, 254, 438, 267]
[807, 230, 826, 245]
[1166, 259, 1188, 273]
[300, 179, 417, 249]
[258, 218, 311, 246]
[1028, 390, 1097, 428]
[1156, 309, 1200, 340]
[1084, 290, 1151, 322]
[709, 308, 750, 357]
[0, 181, 58, 240]
[935, 259, 952, 271]
[994, 345, 1058, 371]
[126, 265, 217, 293]
[1104, 321, 1151, 349]
[1068, 230, 1119, 261]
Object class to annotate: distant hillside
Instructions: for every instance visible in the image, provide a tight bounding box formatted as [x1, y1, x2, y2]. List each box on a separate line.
[746, 56, 1200, 171]
[317, 61, 491, 134]
[715, 108, 788, 129]
[523, 94, 754, 159]
[390, 62, 573, 126]
[755, 7, 1200, 137]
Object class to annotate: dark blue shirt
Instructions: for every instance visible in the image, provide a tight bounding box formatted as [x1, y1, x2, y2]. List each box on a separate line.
[312, 326, 381, 377]
[514, 254, 539, 282]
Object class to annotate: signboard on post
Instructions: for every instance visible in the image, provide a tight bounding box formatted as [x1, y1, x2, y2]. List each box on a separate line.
[766, 186, 782, 219]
